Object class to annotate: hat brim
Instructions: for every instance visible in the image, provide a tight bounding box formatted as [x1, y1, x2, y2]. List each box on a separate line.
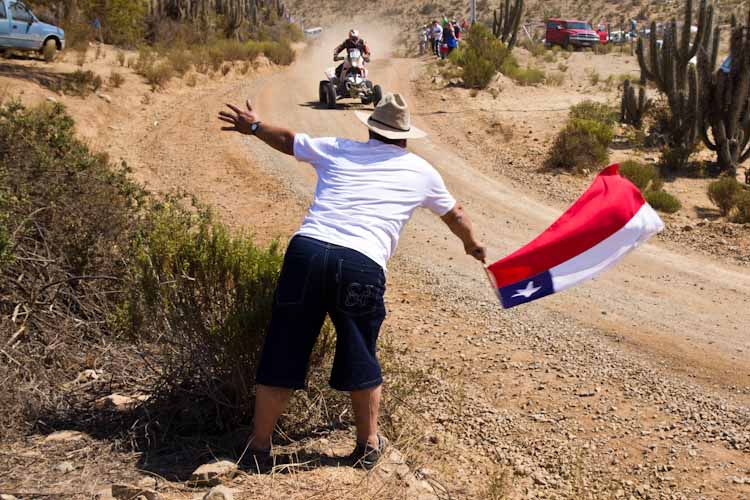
[355, 111, 427, 140]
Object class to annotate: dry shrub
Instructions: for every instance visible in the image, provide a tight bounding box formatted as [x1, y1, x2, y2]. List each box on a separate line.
[117, 51, 127, 66]
[141, 62, 175, 90]
[58, 70, 103, 96]
[569, 100, 618, 127]
[262, 40, 295, 65]
[42, 41, 58, 62]
[0, 101, 145, 440]
[221, 63, 232, 76]
[239, 61, 252, 75]
[108, 71, 125, 88]
[708, 176, 743, 215]
[74, 48, 87, 67]
[185, 73, 198, 87]
[546, 118, 613, 172]
[167, 49, 193, 76]
[732, 190, 750, 223]
[546, 71, 565, 86]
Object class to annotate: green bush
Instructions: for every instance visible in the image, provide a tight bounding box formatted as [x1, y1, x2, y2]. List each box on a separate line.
[123, 198, 295, 433]
[465, 24, 512, 69]
[619, 160, 663, 192]
[569, 100, 618, 126]
[102, 0, 147, 47]
[707, 176, 743, 215]
[645, 190, 682, 213]
[461, 49, 496, 88]
[546, 118, 613, 171]
[732, 190, 750, 223]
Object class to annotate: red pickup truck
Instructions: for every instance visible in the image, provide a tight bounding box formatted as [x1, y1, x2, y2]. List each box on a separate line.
[545, 19, 601, 49]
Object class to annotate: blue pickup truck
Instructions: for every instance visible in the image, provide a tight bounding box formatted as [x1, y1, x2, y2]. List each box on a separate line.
[0, 0, 65, 57]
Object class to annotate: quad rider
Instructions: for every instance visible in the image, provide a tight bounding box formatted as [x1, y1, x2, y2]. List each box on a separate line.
[334, 29, 371, 81]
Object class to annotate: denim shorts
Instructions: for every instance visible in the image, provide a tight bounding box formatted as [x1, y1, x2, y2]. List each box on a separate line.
[256, 235, 386, 392]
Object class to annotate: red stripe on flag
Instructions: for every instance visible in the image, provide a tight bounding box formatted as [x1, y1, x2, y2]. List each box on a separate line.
[488, 165, 646, 288]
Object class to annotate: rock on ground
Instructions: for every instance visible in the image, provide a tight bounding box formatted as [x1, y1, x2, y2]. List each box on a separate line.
[189, 459, 238, 486]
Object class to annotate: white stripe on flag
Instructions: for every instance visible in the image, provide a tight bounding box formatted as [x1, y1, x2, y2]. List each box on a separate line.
[550, 203, 664, 292]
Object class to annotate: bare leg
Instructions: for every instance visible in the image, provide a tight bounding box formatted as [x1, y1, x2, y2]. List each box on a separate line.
[251, 384, 293, 450]
[350, 385, 382, 448]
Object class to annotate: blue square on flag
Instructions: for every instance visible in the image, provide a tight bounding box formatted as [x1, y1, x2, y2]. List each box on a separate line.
[498, 271, 554, 309]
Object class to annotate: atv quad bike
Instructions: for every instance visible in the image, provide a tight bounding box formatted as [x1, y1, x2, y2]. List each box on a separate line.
[319, 47, 383, 109]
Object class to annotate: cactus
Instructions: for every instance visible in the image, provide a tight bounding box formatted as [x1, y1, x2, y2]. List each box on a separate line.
[620, 79, 651, 129]
[636, 0, 714, 166]
[492, 0, 524, 50]
[698, 9, 750, 175]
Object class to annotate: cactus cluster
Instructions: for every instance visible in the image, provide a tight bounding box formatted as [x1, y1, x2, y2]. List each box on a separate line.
[620, 79, 651, 129]
[697, 10, 750, 176]
[149, 0, 286, 38]
[492, 0, 524, 50]
[635, 0, 715, 166]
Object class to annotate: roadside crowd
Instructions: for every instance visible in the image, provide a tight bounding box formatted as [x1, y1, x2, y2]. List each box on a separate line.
[420, 18, 468, 59]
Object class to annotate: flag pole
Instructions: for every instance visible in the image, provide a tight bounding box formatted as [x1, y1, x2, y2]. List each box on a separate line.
[480, 261, 503, 305]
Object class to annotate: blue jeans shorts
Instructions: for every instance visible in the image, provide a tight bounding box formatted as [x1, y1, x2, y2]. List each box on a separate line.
[256, 235, 386, 392]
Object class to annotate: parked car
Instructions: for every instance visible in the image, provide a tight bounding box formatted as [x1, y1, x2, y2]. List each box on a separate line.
[0, 0, 65, 58]
[545, 19, 600, 49]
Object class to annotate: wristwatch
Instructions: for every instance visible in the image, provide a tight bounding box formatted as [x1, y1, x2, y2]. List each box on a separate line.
[250, 121, 262, 135]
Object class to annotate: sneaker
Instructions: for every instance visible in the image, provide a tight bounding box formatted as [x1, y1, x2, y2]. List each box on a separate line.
[240, 446, 273, 473]
[350, 434, 388, 471]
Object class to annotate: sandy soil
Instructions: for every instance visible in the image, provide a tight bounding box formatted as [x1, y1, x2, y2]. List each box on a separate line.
[1, 20, 749, 499]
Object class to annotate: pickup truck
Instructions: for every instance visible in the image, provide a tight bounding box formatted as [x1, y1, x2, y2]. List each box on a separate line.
[0, 0, 65, 57]
[545, 18, 600, 49]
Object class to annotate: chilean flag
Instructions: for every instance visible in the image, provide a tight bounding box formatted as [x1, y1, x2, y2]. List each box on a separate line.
[487, 165, 664, 309]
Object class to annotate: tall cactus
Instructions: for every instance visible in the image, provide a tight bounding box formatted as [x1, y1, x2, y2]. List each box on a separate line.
[698, 10, 750, 175]
[492, 0, 524, 50]
[636, 0, 714, 166]
[621, 79, 651, 129]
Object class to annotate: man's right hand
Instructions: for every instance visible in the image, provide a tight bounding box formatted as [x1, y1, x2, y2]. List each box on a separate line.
[219, 100, 260, 135]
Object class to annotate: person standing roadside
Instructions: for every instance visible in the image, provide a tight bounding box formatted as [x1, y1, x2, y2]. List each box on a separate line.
[218, 93, 486, 471]
[444, 24, 458, 58]
[431, 20, 443, 57]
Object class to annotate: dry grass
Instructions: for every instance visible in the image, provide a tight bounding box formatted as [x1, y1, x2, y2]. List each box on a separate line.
[108, 71, 125, 89]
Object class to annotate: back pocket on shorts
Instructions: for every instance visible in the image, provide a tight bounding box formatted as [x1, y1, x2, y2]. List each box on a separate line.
[336, 259, 385, 317]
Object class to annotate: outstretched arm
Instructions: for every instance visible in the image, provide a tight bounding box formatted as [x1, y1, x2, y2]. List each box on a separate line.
[441, 203, 487, 263]
[218, 100, 296, 156]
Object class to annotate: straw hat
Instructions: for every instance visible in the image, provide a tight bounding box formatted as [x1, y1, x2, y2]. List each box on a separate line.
[355, 93, 427, 140]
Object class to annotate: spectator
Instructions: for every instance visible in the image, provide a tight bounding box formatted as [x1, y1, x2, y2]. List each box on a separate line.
[431, 20, 443, 57]
[419, 25, 429, 55]
[443, 25, 458, 58]
[452, 19, 461, 44]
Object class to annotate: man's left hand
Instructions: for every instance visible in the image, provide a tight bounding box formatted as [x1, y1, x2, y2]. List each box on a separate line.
[219, 100, 260, 135]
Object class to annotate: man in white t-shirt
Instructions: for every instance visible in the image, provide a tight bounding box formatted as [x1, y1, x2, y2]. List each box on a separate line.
[219, 93, 486, 470]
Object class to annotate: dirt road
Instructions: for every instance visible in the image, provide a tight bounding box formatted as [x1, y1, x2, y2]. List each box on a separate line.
[76, 24, 750, 497]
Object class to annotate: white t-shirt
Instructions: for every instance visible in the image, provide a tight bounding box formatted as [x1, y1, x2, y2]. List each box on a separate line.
[432, 25, 443, 41]
[293, 134, 456, 270]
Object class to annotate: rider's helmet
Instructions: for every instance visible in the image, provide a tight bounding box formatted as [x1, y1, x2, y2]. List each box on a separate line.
[349, 29, 360, 42]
